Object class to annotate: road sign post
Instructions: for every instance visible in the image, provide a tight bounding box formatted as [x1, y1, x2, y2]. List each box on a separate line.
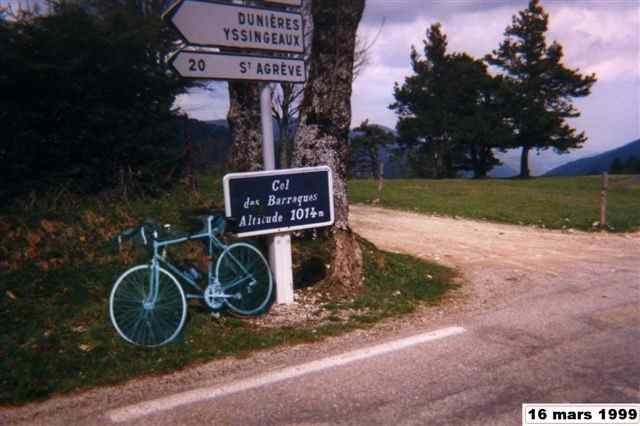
[163, 0, 308, 305]
[260, 84, 294, 304]
[223, 164, 335, 302]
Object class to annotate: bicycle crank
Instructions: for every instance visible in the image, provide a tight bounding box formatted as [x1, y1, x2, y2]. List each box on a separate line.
[203, 284, 225, 310]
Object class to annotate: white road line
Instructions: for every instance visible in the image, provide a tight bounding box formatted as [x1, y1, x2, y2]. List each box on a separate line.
[108, 326, 465, 423]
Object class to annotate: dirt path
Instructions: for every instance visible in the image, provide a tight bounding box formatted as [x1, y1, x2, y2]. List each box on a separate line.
[351, 204, 640, 310]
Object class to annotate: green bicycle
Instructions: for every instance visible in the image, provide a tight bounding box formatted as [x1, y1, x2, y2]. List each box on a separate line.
[109, 214, 273, 347]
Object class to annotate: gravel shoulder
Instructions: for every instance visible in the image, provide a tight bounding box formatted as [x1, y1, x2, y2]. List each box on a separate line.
[350, 204, 640, 312]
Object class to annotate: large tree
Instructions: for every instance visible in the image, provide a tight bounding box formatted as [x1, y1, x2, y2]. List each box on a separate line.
[446, 53, 512, 178]
[293, 0, 366, 290]
[226, 82, 264, 172]
[391, 24, 453, 178]
[486, 0, 597, 178]
[391, 24, 509, 178]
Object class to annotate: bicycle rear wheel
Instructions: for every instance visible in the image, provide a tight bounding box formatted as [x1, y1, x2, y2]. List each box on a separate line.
[215, 243, 273, 316]
[109, 265, 187, 347]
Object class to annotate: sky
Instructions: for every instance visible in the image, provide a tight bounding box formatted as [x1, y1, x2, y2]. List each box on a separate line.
[174, 0, 639, 174]
[5, 0, 638, 174]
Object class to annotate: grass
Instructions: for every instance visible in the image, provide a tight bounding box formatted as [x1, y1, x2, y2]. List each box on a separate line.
[0, 176, 455, 405]
[349, 176, 640, 232]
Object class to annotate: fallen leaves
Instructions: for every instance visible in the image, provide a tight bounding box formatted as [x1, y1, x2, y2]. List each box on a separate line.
[82, 211, 106, 227]
[40, 219, 62, 234]
[78, 343, 94, 352]
[26, 231, 42, 246]
[36, 257, 66, 271]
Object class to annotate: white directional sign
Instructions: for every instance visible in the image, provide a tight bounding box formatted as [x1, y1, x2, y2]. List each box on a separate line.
[171, 51, 306, 83]
[169, 0, 304, 53]
[263, 0, 302, 6]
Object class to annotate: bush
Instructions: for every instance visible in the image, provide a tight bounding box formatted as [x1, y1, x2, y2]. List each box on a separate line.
[0, 2, 191, 202]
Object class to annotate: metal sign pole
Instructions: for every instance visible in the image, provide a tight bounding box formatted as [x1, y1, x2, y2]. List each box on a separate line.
[260, 84, 294, 304]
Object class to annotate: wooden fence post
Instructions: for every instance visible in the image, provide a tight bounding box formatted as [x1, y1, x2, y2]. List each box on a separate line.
[377, 160, 384, 197]
[599, 172, 608, 228]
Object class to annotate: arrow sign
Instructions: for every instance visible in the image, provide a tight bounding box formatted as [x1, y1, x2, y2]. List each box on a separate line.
[171, 51, 306, 83]
[168, 0, 304, 53]
[263, 0, 302, 6]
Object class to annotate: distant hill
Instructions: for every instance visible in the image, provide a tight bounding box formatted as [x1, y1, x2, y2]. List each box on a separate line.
[544, 139, 640, 176]
[187, 118, 536, 179]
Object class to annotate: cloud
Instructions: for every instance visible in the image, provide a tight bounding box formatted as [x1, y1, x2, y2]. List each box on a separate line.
[352, 0, 639, 161]
[175, 83, 229, 121]
[361, 0, 517, 25]
[546, 3, 640, 82]
[171, 0, 637, 165]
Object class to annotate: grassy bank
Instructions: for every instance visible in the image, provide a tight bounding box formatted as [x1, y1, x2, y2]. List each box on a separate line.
[349, 176, 640, 232]
[0, 178, 455, 405]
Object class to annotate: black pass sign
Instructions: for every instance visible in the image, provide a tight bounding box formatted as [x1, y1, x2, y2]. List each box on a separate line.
[223, 166, 334, 237]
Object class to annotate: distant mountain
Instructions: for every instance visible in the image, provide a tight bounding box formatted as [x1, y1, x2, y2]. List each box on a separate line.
[544, 139, 640, 176]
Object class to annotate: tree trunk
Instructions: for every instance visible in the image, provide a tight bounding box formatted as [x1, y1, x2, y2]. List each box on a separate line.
[519, 146, 531, 178]
[227, 81, 263, 172]
[470, 144, 481, 179]
[293, 0, 365, 290]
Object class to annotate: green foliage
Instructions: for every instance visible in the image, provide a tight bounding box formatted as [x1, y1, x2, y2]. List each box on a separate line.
[390, 24, 510, 179]
[349, 176, 640, 232]
[610, 156, 640, 175]
[610, 158, 625, 174]
[0, 1, 192, 202]
[486, 0, 597, 178]
[349, 120, 395, 178]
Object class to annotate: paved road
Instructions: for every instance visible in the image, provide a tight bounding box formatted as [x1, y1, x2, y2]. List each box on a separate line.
[2, 207, 639, 425]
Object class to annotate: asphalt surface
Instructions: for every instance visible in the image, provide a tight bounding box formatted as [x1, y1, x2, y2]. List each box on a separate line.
[2, 208, 639, 425]
[120, 276, 639, 426]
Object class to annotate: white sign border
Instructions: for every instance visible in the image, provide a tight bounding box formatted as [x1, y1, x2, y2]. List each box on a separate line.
[223, 166, 335, 238]
[166, 0, 305, 54]
[262, 0, 303, 7]
[170, 50, 307, 83]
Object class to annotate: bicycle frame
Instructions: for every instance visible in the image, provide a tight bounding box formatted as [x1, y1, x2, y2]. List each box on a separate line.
[143, 216, 253, 305]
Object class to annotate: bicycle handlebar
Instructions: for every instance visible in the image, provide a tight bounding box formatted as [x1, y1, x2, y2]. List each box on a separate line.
[114, 215, 235, 251]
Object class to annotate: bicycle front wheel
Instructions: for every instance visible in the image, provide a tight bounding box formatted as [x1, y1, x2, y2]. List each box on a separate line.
[109, 265, 187, 347]
[215, 243, 273, 316]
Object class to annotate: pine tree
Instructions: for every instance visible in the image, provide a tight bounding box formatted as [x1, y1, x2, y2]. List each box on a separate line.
[610, 158, 624, 175]
[349, 120, 394, 179]
[391, 24, 509, 178]
[391, 24, 452, 178]
[486, 0, 597, 178]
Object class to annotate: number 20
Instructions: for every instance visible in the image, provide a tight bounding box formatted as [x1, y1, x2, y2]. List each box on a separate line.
[189, 59, 206, 72]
